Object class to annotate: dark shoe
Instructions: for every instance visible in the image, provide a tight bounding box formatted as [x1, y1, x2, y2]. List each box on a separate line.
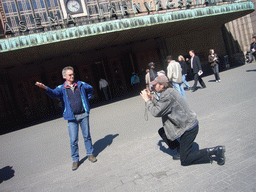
[88, 155, 97, 163]
[72, 161, 79, 171]
[207, 146, 226, 165]
[202, 86, 206, 89]
[173, 154, 180, 160]
[192, 88, 197, 92]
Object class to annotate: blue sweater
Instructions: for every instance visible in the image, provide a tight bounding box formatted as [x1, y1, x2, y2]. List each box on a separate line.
[45, 81, 93, 120]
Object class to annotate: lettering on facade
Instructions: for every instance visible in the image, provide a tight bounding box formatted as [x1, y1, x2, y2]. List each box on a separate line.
[3, 0, 222, 35]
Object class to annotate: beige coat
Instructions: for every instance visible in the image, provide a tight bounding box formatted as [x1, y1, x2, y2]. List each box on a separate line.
[167, 60, 183, 84]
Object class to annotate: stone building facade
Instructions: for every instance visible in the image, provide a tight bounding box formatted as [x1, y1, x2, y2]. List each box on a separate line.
[0, 0, 254, 132]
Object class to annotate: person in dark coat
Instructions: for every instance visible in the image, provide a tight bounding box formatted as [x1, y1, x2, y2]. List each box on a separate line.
[148, 62, 158, 82]
[208, 49, 221, 82]
[178, 55, 191, 90]
[250, 36, 256, 60]
[186, 50, 206, 92]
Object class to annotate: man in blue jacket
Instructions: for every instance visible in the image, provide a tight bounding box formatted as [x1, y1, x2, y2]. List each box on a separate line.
[35, 66, 97, 171]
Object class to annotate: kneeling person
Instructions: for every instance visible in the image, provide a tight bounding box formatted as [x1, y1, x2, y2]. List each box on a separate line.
[140, 75, 225, 166]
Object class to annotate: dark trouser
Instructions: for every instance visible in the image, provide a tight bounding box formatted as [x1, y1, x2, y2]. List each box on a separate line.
[102, 87, 109, 100]
[253, 52, 256, 60]
[212, 64, 220, 81]
[192, 73, 206, 90]
[158, 126, 211, 166]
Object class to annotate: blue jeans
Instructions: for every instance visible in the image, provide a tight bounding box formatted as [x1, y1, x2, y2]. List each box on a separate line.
[182, 74, 190, 88]
[68, 116, 94, 162]
[172, 82, 186, 100]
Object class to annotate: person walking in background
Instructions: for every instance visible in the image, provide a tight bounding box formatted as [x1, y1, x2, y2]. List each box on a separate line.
[145, 69, 150, 90]
[131, 72, 140, 92]
[148, 62, 158, 82]
[99, 78, 109, 100]
[208, 49, 221, 82]
[166, 55, 186, 99]
[187, 50, 206, 92]
[178, 55, 191, 90]
[140, 74, 226, 166]
[250, 36, 256, 61]
[35, 66, 97, 171]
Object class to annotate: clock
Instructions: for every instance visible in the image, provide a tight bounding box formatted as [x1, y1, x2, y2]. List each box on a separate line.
[66, 0, 83, 14]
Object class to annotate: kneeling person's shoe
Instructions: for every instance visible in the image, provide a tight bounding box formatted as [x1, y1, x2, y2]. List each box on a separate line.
[88, 155, 97, 163]
[216, 146, 225, 165]
[72, 161, 79, 171]
[207, 146, 226, 165]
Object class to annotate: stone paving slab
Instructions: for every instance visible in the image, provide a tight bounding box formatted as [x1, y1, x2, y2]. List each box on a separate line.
[1, 62, 256, 191]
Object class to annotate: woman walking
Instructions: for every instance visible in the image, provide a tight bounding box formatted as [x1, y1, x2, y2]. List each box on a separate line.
[208, 49, 221, 82]
[178, 55, 190, 89]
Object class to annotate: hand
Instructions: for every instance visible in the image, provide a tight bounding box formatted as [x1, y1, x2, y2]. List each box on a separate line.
[140, 89, 150, 102]
[186, 58, 189, 61]
[35, 82, 47, 90]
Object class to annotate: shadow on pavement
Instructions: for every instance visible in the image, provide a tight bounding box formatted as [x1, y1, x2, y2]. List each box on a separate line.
[208, 80, 217, 82]
[79, 134, 119, 165]
[246, 69, 256, 72]
[0, 166, 15, 184]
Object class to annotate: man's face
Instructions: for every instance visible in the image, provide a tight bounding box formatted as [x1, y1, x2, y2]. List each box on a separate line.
[154, 83, 165, 92]
[63, 69, 75, 83]
[189, 51, 194, 57]
[253, 38, 256, 42]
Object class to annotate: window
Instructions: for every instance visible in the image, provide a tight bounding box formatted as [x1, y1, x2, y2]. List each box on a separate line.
[18, 1, 24, 11]
[11, 2, 17, 12]
[3, 3, 9, 13]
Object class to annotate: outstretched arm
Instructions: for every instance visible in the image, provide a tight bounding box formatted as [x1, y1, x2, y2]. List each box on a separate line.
[35, 82, 47, 90]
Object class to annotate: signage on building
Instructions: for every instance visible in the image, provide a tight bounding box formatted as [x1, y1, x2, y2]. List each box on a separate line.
[3, 0, 225, 36]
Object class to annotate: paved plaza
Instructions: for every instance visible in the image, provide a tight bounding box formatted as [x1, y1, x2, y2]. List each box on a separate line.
[1, 62, 256, 192]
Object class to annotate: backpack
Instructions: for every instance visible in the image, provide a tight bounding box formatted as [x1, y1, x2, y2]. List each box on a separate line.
[134, 75, 139, 83]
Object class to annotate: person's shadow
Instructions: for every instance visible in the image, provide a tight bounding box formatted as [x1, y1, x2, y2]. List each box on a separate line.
[80, 134, 119, 164]
[208, 80, 217, 82]
[158, 140, 199, 158]
[0, 166, 15, 184]
[246, 69, 256, 72]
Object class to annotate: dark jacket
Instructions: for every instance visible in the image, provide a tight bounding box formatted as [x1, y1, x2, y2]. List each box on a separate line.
[149, 68, 157, 81]
[250, 42, 256, 56]
[146, 87, 198, 141]
[188, 55, 202, 74]
[45, 81, 93, 120]
[179, 60, 188, 75]
[208, 53, 218, 67]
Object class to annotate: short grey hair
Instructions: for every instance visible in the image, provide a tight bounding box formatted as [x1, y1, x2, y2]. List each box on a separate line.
[62, 66, 74, 76]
